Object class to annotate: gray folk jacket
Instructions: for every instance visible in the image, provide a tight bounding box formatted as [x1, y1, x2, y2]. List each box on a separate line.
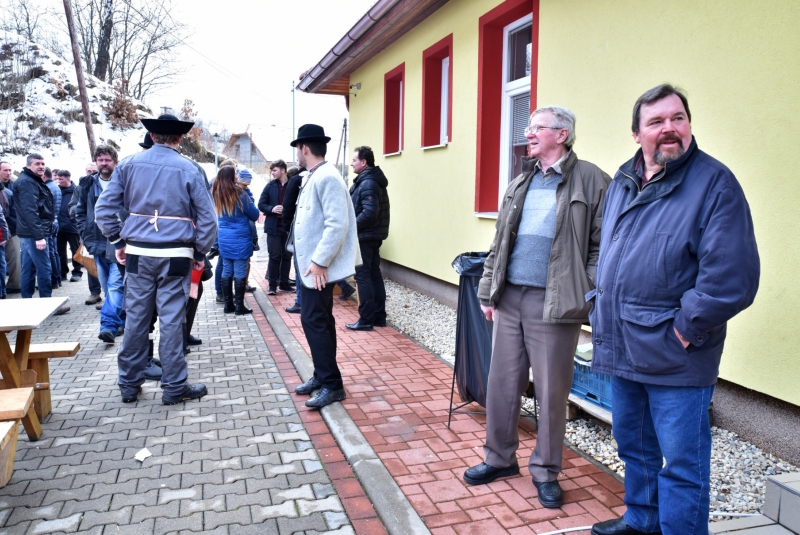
[477, 151, 610, 323]
[287, 161, 362, 288]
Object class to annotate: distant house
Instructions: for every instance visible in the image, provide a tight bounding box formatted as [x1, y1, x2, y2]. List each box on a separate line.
[224, 133, 270, 175]
[298, 0, 800, 408]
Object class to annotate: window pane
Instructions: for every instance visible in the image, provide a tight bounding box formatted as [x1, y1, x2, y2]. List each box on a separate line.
[509, 92, 530, 181]
[507, 22, 532, 82]
[440, 57, 449, 144]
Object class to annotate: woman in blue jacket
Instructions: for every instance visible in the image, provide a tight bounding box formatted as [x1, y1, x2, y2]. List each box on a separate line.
[212, 166, 259, 315]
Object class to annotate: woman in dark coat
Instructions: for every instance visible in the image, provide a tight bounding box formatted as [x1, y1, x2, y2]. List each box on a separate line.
[211, 166, 259, 315]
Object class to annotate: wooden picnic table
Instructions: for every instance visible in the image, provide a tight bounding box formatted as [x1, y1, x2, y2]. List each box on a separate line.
[0, 296, 70, 441]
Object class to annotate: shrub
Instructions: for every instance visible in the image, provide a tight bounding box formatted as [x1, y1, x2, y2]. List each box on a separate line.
[102, 82, 139, 129]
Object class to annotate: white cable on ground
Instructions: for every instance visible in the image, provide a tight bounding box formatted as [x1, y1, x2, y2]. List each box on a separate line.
[709, 512, 759, 517]
[536, 528, 593, 535]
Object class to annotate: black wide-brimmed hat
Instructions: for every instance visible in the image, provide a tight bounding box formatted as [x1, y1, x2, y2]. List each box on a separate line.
[140, 113, 194, 135]
[138, 131, 154, 149]
[290, 124, 331, 147]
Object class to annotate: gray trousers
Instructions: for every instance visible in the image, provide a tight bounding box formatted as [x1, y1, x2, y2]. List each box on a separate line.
[118, 255, 191, 398]
[483, 284, 581, 482]
[6, 236, 20, 290]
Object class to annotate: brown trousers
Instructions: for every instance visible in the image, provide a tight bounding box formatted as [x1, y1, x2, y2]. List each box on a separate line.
[483, 284, 581, 482]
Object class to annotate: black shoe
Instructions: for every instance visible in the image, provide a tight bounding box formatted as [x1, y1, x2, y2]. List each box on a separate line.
[70, 274, 81, 282]
[61, 275, 68, 281]
[234, 278, 253, 315]
[295, 376, 322, 395]
[246, 284, 257, 293]
[54, 305, 70, 315]
[346, 319, 373, 331]
[99, 330, 116, 343]
[162, 384, 208, 405]
[96, 303, 103, 310]
[339, 284, 355, 300]
[533, 479, 564, 509]
[374, 319, 387, 327]
[278, 283, 295, 293]
[216, 292, 224, 304]
[591, 518, 658, 535]
[85, 294, 102, 305]
[285, 304, 301, 314]
[463, 462, 520, 485]
[187, 334, 202, 346]
[222, 277, 235, 313]
[267, 287, 277, 296]
[117, 326, 125, 336]
[305, 388, 346, 409]
[122, 386, 142, 403]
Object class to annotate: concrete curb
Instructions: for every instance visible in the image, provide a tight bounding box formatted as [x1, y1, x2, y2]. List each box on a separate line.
[252, 289, 431, 535]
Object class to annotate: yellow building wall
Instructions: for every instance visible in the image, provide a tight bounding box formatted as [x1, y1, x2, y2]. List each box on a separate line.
[348, 0, 800, 405]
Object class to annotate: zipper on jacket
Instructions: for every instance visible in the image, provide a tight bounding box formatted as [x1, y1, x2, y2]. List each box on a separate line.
[620, 161, 669, 193]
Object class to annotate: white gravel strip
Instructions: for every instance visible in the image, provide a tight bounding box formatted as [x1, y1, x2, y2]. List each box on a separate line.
[384, 278, 799, 517]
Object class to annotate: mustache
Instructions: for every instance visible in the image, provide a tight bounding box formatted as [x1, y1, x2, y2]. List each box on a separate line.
[657, 134, 683, 147]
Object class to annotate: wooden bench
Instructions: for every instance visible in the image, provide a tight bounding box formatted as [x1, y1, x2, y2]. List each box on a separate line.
[0, 387, 34, 487]
[26, 342, 80, 419]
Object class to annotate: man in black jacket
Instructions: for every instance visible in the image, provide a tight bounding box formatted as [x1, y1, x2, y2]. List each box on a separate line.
[1, 161, 20, 294]
[258, 159, 294, 295]
[282, 164, 305, 313]
[56, 170, 84, 282]
[346, 146, 390, 331]
[16, 154, 61, 304]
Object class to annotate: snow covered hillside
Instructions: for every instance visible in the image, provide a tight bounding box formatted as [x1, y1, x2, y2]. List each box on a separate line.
[0, 31, 151, 176]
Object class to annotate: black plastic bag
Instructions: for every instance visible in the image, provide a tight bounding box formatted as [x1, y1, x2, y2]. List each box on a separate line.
[451, 252, 493, 407]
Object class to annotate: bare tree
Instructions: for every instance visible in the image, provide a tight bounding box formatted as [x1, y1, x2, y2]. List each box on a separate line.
[0, 0, 67, 58]
[93, 0, 113, 80]
[72, 0, 187, 99]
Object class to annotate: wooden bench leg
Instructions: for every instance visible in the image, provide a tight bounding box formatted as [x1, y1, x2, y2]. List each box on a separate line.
[0, 421, 19, 487]
[28, 360, 51, 420]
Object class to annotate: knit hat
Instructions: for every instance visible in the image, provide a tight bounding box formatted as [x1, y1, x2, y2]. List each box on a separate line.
[238, 168, 253, 184]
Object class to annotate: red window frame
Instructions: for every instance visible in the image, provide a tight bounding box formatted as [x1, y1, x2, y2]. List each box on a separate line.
[474, 0, 539, 213]
[421, 34, 453, 147]
[384, 63, 405, 155]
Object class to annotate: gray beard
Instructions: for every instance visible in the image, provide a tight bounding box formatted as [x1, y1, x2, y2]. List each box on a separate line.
[654, 145, 685, 166]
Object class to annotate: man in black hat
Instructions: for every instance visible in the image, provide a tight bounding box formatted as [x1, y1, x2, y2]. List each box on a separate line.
[289, 124, 361, 409]
[95, 114, 218, 405]
[139, 132, 154, 150]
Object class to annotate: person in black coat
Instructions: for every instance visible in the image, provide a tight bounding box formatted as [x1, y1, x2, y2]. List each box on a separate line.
[281, 165, 305, 313]
[345, 146, 390, 331]
[15, 153, 59, 301]
[55, 170, 84, 282]
[258, 160, 293, 294]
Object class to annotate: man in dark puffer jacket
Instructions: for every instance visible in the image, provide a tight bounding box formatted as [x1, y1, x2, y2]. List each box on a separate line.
[345, 146, 390, 331]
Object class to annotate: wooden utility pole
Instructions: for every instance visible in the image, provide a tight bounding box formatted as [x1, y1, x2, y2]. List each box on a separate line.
[62, 0, 96, 158]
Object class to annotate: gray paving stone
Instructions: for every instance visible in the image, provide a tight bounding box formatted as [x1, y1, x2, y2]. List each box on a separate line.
[205, 508, 253, 530]
[0, 278, 353, 534]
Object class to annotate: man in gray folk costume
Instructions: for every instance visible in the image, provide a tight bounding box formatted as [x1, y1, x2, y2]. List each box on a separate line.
[95, 114, 218, 405]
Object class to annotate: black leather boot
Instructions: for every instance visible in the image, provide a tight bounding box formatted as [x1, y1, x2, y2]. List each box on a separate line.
[222, 277, 235, 314]
[234, 278, 252, 315]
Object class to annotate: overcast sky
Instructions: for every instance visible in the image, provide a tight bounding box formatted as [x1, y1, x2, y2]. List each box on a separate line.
[150, 0, 376, 162]
[13, 0, 376, 163]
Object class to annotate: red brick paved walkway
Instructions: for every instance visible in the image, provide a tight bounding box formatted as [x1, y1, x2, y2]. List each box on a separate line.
[251, 264, 625, 535]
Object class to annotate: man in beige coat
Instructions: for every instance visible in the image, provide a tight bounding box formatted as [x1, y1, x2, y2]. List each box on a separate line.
[288, 124, 361, 409]
[463, 107, 609, 509]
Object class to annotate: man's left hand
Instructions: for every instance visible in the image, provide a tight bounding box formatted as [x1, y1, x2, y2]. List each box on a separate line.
[115, 245, 126, 265]
[193, 259, 205, 271]
[304, 262, 328, 290]
[674, 327, 690, 349]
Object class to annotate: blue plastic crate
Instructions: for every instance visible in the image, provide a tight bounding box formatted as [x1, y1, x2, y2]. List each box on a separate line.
[571, 357, 613, 411]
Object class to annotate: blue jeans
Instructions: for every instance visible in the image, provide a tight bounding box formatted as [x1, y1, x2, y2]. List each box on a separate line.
[612, 376, 714, 535]
[222, 258, 248, 279]
[20, 237, 52, 298]
[0, 245, 6, 297]
[95, 256, 125, 333]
